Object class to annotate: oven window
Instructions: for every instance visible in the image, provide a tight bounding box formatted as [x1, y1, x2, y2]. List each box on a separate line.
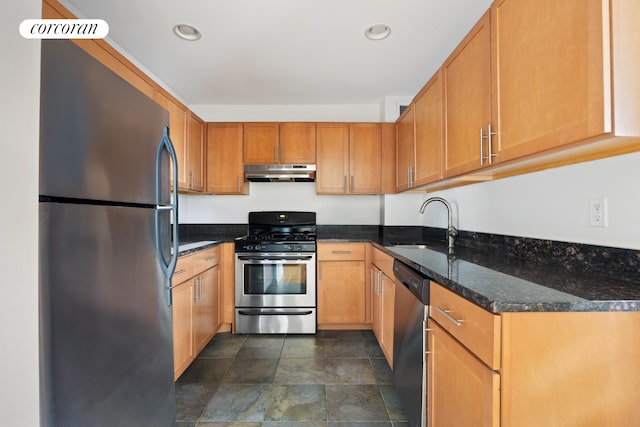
[244, 263, 307, 295]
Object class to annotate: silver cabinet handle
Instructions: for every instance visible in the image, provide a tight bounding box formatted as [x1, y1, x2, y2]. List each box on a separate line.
[487, 124, 496, 164]
[480, 124, 497, 166]
[274, 145, 278, 162]
[331, 250, 352, 255]
[435, 306, 464, 326]
[190, 170, 194, 189]
[479, 127, 484, 166]
[280, 144, 284, 162]
[206, 256, 217, 262]
[174, 269, 186, 276]
[350, 176, 355, 192]
[343, 176, 348, 193]
[408, 165, 413, 188]
[237, 176, 241, 193]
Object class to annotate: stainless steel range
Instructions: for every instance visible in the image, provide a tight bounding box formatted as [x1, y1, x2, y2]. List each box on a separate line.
[235, 211, 317, 334]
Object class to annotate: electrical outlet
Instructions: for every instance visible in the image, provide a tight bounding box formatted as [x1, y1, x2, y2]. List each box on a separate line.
[589, 198, 608, 227]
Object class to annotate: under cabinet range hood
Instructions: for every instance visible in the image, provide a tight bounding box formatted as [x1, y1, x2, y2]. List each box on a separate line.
[244, 164, 316, 182]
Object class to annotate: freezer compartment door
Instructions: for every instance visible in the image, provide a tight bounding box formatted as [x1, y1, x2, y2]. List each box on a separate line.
[39, 202, 175, 427]
[40, 40, 171, 205]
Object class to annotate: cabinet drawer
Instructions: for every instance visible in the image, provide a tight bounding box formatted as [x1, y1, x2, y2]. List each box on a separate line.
[191, 245, 221, 273]
[371, 246, 394, 278]
[318, 243, 366, 261]
[430, 282, 501, 369]
[172, 255, 195, 286]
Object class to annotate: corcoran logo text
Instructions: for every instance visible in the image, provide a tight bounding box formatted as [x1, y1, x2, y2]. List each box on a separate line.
[20, 19, 109, 39]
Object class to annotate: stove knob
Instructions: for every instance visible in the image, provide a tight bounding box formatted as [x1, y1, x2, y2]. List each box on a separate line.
[246, 245, 254, 251]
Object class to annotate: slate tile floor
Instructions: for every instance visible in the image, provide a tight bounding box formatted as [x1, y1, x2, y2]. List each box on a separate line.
[175, 330, 410, 427]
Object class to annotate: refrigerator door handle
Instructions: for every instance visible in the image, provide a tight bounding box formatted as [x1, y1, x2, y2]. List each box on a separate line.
[156, 126, 179, 306]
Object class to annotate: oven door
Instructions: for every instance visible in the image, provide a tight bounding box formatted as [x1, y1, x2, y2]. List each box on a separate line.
[235, 252, 316, 308]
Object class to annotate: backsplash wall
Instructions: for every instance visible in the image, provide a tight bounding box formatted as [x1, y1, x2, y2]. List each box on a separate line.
[391, 151, 640, 251]
[179, 182, 382, 225]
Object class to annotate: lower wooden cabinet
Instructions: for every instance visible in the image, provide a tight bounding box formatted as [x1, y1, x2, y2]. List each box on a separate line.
[172, 278, 195, 379]
[172, 245, 222, 380]
[427, 320, 500, 427]
[370, 246, 395, 367]
[317, 242, 369, 328]
[428, 281, 640, 426]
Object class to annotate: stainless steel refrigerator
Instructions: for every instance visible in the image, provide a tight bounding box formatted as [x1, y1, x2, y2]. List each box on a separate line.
[39, 40, 179, 426]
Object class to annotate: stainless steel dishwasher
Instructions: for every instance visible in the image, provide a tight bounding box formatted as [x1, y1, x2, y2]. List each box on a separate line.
[393, 259, 429, 427]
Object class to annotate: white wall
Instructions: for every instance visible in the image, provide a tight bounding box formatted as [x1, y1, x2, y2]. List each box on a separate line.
[191, 96, 413, 123]
[1, 1, 41, 425]
[385, 152, 640, 250]
[192, 104, 384, 123]
[180, 182, 381, 225]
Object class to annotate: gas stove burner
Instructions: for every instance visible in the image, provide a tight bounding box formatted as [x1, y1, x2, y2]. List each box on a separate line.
[236, 211, 317, 253]
[251, 232, 316, 242]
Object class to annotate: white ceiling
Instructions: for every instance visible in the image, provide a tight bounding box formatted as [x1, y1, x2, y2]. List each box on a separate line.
[61, 0, 492, 106]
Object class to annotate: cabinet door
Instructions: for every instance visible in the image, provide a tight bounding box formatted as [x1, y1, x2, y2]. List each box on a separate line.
[371, 266, 383, 343]
[492, 0, 609, 162]
[443, 10, 493, 177]
[349, 123, 381, 194]
[427, 320, 500, 427]
[380, 274, 395, 367]
[396, 105, 415, 192]
[172, 280, 194, 380]
[280, 122, 316, 163]
[316, 123, 349, 194]
[380, 123, 397, 194]
[243, 123, 280, 164]
[194, 265, 220, 354]
[414, 70, 444, 186]
[154, 91, 188, 189]
[206, 123, 246, 194]
[187, 113, 205, 192]
[317, 260, 365, 324]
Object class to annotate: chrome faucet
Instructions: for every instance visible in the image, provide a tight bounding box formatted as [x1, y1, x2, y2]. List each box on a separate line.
[419, 197, 458, 255]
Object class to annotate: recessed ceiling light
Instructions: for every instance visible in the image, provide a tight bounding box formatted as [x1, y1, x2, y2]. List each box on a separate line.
[173, 24, 201, 41]
[364, 24, 391, 41]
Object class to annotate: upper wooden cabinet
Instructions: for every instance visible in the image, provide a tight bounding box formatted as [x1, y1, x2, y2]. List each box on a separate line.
[397, 71, 444, 192]
[316, 123, 382, 194]
[153, 90, 189, 189]
[316, 123, 349, 193]
[492, 0, 614, 161]
[187, 113, 205, 192]
[395, 105, 415, 192]
[280, 122, 317, 163]
[243, 122, 316, 164]
[243, 123, 280, 164]
[206, 123, 248, 194]
[440, 0, 640, 181]
[154, 90, 204, 193]
[443, 10, 493, 178]
[414, 70, 444, 186]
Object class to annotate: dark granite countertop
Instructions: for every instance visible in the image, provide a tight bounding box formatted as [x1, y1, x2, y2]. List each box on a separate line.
[177, 223, 640, 313]
[177, 240, 223, 256]
[375, 243, 640, 313]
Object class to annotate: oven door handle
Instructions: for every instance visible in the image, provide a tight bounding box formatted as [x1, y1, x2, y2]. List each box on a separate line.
[237, 255, 314, 261]
[238, 309, 314, 316]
